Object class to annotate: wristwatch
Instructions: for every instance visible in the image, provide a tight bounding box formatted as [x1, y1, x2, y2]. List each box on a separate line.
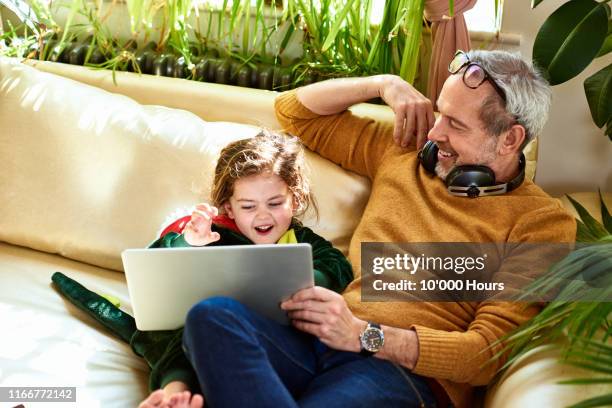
[359, 322, 384, 356]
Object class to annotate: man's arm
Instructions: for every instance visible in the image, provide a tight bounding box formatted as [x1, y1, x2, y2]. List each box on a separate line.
[275, 75, 434, 179]
[296, 74, 435, 148]
[280, 287, 419, 367]
[296, 76, 384, 116]
[375, 325, 419, 369]
[280, 286, 534, 385]
[281, 205, 577, 385]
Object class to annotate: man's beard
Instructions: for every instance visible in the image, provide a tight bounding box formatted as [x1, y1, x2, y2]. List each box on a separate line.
[434, 159, 454, 180]
[434, 137, 498, 181]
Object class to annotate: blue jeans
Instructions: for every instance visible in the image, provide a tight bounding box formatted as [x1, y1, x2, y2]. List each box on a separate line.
[183, 297, 436, 408]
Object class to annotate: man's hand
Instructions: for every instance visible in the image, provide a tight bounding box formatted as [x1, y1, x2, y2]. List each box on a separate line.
[378, 75, 435, 150]
[281, 286, 365, 352]
[183, 203, 221, 247]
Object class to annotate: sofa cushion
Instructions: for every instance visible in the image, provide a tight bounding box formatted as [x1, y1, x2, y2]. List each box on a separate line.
[0, 57, 370, 272]
[0, 242, 148, 406]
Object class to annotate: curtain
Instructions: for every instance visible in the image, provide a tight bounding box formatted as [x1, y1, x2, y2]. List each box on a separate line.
[424, 0, 478, 107]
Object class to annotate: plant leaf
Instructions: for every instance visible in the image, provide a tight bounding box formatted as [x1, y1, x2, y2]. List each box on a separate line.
[531, 0, 545, 9]
[598, 190, 612, 232]
[567, 393, 612, 408]
[576, 220, 599, 242]
[0, 0, 40, 32]
[566, 194, 609, 240]
[596, 19, 612, 58]
[321, 0, 357, 52]
[533, 0, 609, 85]
[399, 0, 425, 83]
[584, 63, 612, 128]
[596, 33, 612, 58]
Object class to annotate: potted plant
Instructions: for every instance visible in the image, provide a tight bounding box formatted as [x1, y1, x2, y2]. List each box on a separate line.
[495, 191, 611, 407]
[490, 2, 611, 404]
[1, 0, 437, 91]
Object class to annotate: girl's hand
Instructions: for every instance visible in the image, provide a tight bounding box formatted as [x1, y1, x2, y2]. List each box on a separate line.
[139, 381, 204, 408]
[183, 203, 221, 247]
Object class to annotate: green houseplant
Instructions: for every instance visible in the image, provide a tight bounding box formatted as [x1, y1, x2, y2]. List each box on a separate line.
[532, 0, 611, 139]
[496, 192, 612, 408]
[497, 4, 612, 402]
[1, 0, 439, 90]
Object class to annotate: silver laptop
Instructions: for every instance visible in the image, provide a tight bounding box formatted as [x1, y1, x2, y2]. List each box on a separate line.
[122, 244, 313, 330]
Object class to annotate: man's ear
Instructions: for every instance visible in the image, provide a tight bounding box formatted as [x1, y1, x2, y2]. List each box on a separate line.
[498, 124, 526, 156]
[224, 202, 235, 219]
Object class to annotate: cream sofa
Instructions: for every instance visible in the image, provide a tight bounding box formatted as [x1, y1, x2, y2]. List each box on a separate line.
[0, 56, 609, 408]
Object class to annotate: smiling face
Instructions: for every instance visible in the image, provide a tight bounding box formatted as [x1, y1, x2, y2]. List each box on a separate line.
[427, 74, 502, 180]
[224, 171, 295, 244]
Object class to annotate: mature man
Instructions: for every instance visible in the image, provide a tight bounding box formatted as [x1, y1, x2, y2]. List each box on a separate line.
[182, 50, 576, 407]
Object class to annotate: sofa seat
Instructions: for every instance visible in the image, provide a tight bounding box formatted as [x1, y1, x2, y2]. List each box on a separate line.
[0, 242, 147, 407]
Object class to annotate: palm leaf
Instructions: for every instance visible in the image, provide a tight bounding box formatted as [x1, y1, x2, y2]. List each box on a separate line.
[560, 378, 612, 385]
[567, 395, 612, 408]
[598, 190, 612, 232]
[567, 194, 610, 241]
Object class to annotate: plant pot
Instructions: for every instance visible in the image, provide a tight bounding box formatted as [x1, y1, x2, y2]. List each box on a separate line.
[68, 43, 88, 66]
[236, 65, 252, 88]
[258, 65, 274, 90]
[152, 54, 169, 76]
[135, 50, 156, 74]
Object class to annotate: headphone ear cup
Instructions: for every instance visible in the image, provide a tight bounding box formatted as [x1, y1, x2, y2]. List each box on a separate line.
[418, 140, 438, 174]
[445, 165, 496, 188]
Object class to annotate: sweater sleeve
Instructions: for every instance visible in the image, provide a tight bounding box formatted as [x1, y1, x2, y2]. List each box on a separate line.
[295, 226, 353, 293]
[147, 329, 200, 393]
[411, 205, 576, 385]
[148, 232, 192, 248]
[274, 89, 396, 180]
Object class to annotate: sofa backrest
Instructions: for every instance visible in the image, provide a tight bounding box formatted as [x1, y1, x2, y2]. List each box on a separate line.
[0, 57, 370, 271]
[1, 57, 541, 272]
[26, 59, 540, 180]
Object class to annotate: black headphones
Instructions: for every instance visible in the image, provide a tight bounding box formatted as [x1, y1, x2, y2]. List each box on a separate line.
[418, 140, 526, 198]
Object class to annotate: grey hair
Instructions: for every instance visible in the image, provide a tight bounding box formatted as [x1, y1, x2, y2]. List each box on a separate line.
[466, 50, 552, 148]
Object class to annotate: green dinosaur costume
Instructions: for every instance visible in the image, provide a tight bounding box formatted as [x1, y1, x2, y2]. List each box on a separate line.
[52, 218, 352, 392]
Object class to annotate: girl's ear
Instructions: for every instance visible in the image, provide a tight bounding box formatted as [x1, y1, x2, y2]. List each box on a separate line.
[224, 202, 235, 219]
[292, 196, 300, 214]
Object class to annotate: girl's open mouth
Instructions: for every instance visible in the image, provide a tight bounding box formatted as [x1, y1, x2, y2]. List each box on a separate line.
[254, 225, 273, 234]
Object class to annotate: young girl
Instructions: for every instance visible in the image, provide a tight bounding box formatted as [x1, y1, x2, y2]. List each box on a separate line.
[53, 131, 353, 408]
[143, 130, 352, 406]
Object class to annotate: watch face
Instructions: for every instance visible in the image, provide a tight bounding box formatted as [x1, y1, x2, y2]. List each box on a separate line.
[361, 327, 384, 352]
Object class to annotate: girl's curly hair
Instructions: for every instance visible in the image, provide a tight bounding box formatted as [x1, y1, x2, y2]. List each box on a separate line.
[211, 130, 317, 221]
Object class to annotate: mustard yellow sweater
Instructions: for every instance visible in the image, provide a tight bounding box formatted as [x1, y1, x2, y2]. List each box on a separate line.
[275, 90, 576, 408]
